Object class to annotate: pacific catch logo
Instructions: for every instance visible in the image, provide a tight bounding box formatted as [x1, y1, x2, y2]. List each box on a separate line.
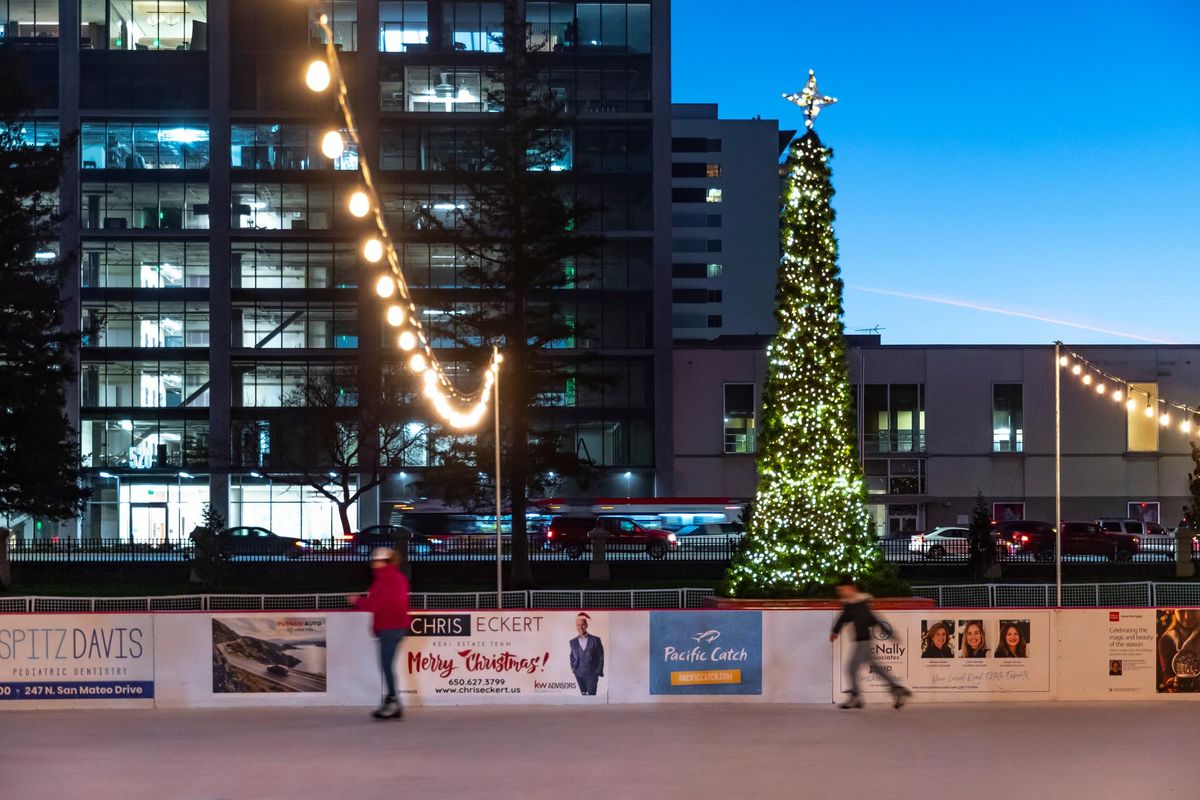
[692, 629, 720, 644]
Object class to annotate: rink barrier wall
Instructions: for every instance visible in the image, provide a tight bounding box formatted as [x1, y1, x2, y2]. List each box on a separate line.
[0, 608, 1193, 709]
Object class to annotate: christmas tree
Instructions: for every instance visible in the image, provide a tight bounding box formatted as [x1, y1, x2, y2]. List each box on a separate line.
[725, 75, 877, 596]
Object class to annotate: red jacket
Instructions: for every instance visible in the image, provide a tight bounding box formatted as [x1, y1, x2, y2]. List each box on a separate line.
[353, 566, 412, 634]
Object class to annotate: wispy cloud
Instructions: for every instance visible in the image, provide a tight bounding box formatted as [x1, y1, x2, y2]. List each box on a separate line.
[849, 286, 1179, 345]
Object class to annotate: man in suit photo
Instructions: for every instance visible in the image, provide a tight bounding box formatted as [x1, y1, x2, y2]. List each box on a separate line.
[569, 612, 604, 696]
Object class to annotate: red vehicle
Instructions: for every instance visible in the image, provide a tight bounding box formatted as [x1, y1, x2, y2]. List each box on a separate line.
[997, 520, 1140, 561]
[545, 516, 678, 559]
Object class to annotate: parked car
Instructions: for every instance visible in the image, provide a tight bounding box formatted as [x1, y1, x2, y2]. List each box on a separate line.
[998, 520, 1140, 561]
[546, 516, 678, 559]
[266, 664, 290, 677]
[215, 526, 307, 558]
[672, 522, 745, 537]
[908, 527, 970, 559]
[1096, 518, 1181, 554]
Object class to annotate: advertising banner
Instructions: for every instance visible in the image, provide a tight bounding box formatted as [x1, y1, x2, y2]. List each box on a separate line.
[835, 611, 1051, 698]
[649, 611, 762, 695]
[402, 611, 610, 702]
[212, 616, 327, 693]
[0, 614, 154, 703]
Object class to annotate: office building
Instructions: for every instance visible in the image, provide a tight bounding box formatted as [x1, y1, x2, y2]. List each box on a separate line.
[670, 103, 790, 341]
[674, 336, 1200, 535]
[6, 0, 671, 540]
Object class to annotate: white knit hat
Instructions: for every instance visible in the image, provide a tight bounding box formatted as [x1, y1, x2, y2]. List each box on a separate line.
[370, 547, 395, 562]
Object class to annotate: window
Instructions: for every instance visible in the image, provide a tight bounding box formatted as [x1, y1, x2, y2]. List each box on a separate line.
[527, 2, 650, 53]
[863, 459, 926, 495]
[81, 121, 210, 169]
[1, 0, 59, 38]
[13, 120, 58, 147]
[233, 302, 358, 349]
[233, 242, 357, 290]
[80, 1, 208, 50]
[379, 1, 429, 52]
[706, 188, 722, 203]
[83, 241, 210, 288]
[443, 1, 503, 52]
[401, 66, 499, 112]
[313, 0, 357, 51]
[860, 384, 925, 453]
[671, 238, 721, 253]
[1128, 501, 1160, 524]
[80, 418, 209, 469]
[707, 315, 722, 328]
[723, 384, 755, 454]
[707, 263, 722, 278]
[708, 290, 722, 302]
[233, 361, 356, 407]
[706, 163, 721, 177]
[232, 183, 350, 231]
[231, 123, 358, 171]
[671, 188, 704, 203]
[82, 360, 210, 408]
[672, 263, 705, 279]
[82, 301, 209, 348]
[672, 288, 708, 303]
[1127, 382, 1159, 452]
[670, 137, 719, 153]
[992, 383, 1023, 452]
[82, 182, 211, 231]
[671, 162, 706, 178]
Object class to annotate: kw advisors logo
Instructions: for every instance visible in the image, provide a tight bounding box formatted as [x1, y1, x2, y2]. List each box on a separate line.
[649, 611, 762, 695]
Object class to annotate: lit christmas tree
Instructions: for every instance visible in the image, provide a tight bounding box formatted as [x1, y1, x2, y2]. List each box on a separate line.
[725, 73, 878, 597]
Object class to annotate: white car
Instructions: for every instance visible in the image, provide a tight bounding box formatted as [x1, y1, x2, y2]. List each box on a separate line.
[909, 527, 971, 559]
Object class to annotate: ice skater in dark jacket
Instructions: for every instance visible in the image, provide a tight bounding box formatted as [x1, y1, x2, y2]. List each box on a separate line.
[829, 574, 911, 709]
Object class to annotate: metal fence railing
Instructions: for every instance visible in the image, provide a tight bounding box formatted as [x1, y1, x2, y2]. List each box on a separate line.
[912, 582, 1197, 608]
[882, 535, 1192, 565]
[0, 588, 718, 613]
[7, 536, 742, 564]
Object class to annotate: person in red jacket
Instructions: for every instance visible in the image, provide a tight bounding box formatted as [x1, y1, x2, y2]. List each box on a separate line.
[350, 547, 412, 719]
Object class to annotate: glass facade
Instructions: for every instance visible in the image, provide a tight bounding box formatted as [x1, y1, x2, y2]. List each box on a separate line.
[30, 0, 663, 540]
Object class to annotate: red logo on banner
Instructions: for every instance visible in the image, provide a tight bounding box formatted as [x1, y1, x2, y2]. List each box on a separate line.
[1109, 612, 1120, 622]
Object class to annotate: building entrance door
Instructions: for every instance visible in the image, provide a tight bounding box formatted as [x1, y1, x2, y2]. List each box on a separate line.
[130, 503, 168, 542]
[887, 503, 920, 536]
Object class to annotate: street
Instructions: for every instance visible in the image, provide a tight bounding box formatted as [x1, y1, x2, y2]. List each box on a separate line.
[1, 703, 1189, 799]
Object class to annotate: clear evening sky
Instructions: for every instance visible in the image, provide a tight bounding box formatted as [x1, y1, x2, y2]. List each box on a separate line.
[672, 1, 1200, 345]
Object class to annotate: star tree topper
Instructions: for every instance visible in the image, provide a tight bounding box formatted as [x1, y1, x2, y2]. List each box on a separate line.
[783, 70, 838, 129]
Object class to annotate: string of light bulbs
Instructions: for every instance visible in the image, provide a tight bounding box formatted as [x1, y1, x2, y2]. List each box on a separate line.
[303, 10, 501, 430]
[1059, 348, 1200, 434]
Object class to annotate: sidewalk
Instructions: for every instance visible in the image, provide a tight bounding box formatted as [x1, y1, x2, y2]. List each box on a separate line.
[1, 702, 1187, 799]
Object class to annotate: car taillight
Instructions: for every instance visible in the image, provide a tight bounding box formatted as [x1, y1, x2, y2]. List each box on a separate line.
[547, 529, 555, 539]
[1020, 535, 1029, 542]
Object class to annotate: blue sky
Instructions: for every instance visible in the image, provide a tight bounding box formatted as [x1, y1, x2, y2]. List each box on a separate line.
[672, 1, 1200, 344]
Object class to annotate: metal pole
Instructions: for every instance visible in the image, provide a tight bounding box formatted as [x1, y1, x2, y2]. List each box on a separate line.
[1054, 341, 1062, 607]
[493, 348, 503, 609]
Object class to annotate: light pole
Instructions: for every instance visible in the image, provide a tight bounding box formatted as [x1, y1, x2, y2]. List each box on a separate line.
[177, 472, 194, 545]
[98, 472, 121, 542]
[1054, 341, 1062, 607]
[624, 471, 632, 499]
[493, 347, 503, 608]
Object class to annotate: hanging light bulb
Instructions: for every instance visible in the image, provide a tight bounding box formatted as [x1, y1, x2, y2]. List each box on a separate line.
[1112, 389, 1123, 403]
[1160, 411, 1171, 427]
[1082, 374, 1092, 386]
[1058, 355, 1068, 367]
[398, 331, 417, 351]
[374, 274, 395, 297]
[348, 190, 371, 218]
[1071, 364, 1082, 376]
[1181, 417, 1192, 434]
[1095, 383, 1106, 395]
[409, 353, 427, 373]
[422, 369, 438, 388]
[321, 130, 345, 159]
[1144, 402, 1155, 418]
[363, 238, 385, 263]
[386, 305, 405, 327]
[305, 60, 331, 92]
[1125, 397, 1137, 411]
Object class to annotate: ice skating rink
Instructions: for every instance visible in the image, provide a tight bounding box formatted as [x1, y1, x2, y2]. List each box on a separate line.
[2, 703, 1189, 799]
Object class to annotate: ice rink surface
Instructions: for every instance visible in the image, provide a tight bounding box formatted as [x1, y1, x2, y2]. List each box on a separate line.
[2, 702, 1190, 799]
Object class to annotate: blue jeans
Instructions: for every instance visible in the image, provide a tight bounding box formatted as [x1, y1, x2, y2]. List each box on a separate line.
[378, 629, 406, 699]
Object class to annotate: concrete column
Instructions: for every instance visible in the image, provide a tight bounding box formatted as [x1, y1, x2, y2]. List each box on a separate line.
[207, 0, 233, 525]
[649, 0, 674, 496]
[60, 0, 82, 541]
[588, 527, 610, 582]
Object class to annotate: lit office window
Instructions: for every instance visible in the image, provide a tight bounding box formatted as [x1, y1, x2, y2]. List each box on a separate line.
[80, 0, 208, 51]
[723, 383, 756, 454]
[81, 121, 210, 169]
[1127, 381, 1159, 452]
[705, 163, 721, 177]
[706, 263, 722, 278]
[313, 0, 357, 50]
[443, 1, 503, 52]
[706, 188, 722, 203]
[992, 383, 1023, 452]
[1, 0, 59, 39]
[379, 1, 429, 52]
[82, 240, 210, 288]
